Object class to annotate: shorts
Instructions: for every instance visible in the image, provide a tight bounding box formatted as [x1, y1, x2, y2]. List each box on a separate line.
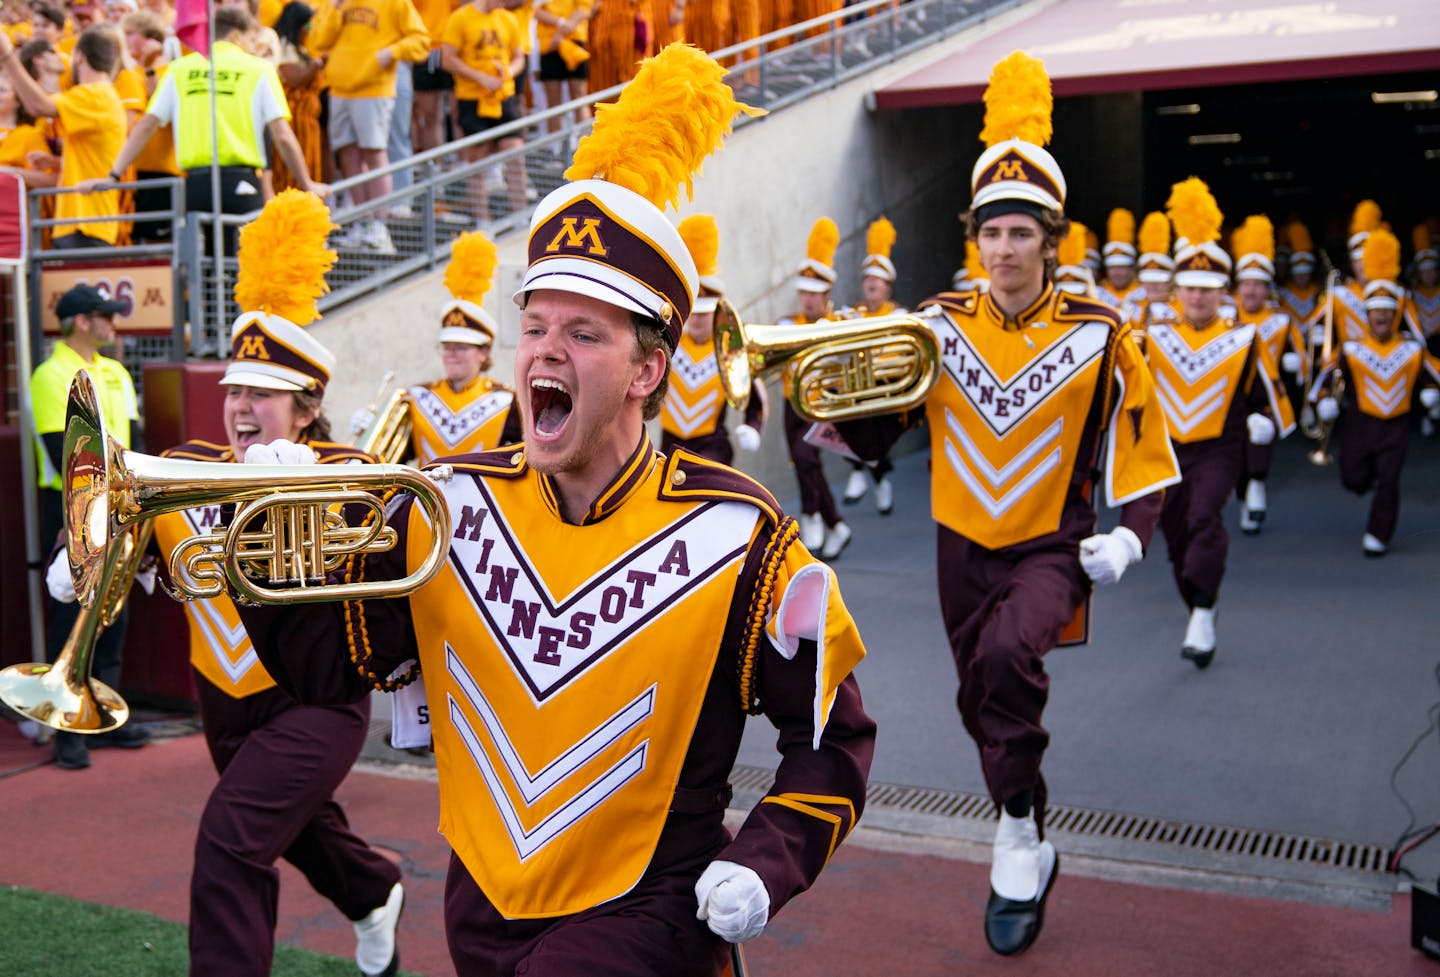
[538, 49, 589, 82]
[457, 97, 520, 137]
[413, 50, 454, 92]
[328, 95, 395, 151]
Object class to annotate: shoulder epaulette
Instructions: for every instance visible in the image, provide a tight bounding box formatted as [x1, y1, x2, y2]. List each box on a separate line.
[659, 449, 782, 527]
[311, 441, 375, 465]
[442, 443, 529, 479]
[160, 439, 231, 461]
[925, 289, 981, 315]
[1055, 293, 1123, 327]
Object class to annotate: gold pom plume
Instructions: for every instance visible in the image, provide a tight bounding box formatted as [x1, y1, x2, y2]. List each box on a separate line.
[677, 214, 720, 277]
[1166, 177, 1223, 248]
[1413, 224, 1432, 255]
[1286, 220, 1314, 254]
[979, 51, 1052, 148]
[234, 189, 336, 327]
[866, 217, 896, 259]
[807, 217, 839, 267]
[1058, 222, 1088, 267]
[1107, 208, 1135, 246]
[1362, 228, 1401, 284]
[964, 240, 988, 283]
[1350, 199, 1382, 237]
[443, 231, 498, 304]
[1234, 215, 1274, 260]
[566, 43, 763, 211]
[1138, 211, 1171, 255]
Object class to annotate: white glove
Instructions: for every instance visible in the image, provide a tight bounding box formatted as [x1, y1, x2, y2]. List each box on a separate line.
[46, 550, 77, 604]
[1246, 413, 1276, 446]
[135, 561, 157, 596]
[1281, 351, 1302, 373]
[244, 439, 317, 465]
[695, 860, 769, 944]
[1421, 388, 1440, 410]
[349, 406, 376, 436]
[1077, 526, 1143, 587]
[1317, 397, 1340, 422]
[735, 424, 762, 453]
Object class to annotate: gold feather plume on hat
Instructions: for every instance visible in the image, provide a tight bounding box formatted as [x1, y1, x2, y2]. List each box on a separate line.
[979, 51, 1052, 148]
[866, 217, 896, 259]
[1138, 211, 1170, 255]
[1350, 200, 1382, 237]
[1107, 208, 1135, 245]
[1413, 224, 1432, 254]
[1086, 228, 1099, 253]
[1234, 215, 1274, 260]
[443, 231, 498, 304]
[1286, 220, 1314, 254]
[677, 214, 720, 277]
[566, 43, 763, 211]
[807, 217, 839, 267]
[1166, 178, 1223, 248]
[964, 240, 988, 282]
[1362, 228, 1401, 284]
[1058, 222, 1088, 267]
[234, 190, 336, 326]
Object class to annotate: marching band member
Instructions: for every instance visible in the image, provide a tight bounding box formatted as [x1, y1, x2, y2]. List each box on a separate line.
[1231, 215, 1304, 534]
[1097, 207, 1140, 309]
[151, 192, 405, 977]
[1082, 227, 1103, 281]
[1411, 225, 1440, 435]
[1311, 228, 1440, 556]
[1147, 178, 1291, 669]
[839, 216, 905, 514]
[1052, 221, 1096, 297]
[1276, 220, 1323, 334]
[783, 216, 853, 559]
[658, 213, 767, 463]
[950, 238, 989, 292]
[233, 46, 874, 977]
[1331, 200, 1384, 346]
[923, 52, 1178, 956]
[351, 232, 522, 465]
[1121, 210, 1178, 336]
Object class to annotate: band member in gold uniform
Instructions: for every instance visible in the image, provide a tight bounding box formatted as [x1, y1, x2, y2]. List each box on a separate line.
[1097, 208, 1139, 309]
[233, 45, 874, 977]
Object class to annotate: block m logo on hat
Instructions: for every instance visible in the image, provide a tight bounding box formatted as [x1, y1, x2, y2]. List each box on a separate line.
[543, 216, 609, 257]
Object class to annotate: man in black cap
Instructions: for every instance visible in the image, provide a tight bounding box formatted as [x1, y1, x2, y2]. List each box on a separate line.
[30, 283, 151, 768]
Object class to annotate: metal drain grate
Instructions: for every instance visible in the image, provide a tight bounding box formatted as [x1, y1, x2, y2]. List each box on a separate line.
[730, 765, 1390, 874]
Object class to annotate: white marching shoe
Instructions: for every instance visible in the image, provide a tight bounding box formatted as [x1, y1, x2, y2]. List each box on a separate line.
[821, 521, 853, 560]
[874, 476, 894, 515]
[1240, 479, 1266, 535]
[985, 811, 1059, 956]
[1181, 607, 1216, 670]
[1362, 532, 1388, 558]
[799, 513, 825, 551]
[843, 469, 868, 504]
[354, 882, 404, 977]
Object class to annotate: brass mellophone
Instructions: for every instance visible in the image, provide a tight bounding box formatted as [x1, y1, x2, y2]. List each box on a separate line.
[711, 299, 942, 423]
[356, 370, 415, 465]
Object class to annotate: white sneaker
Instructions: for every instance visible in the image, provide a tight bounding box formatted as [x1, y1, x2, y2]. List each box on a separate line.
[875, 477, 894, 515]
[990, 811, 1041, 901]
[331, 222, 365, 249]
[799, 513, 824, 551]
[362, 220, 396, 254]
[821, 521, 853, 560]
[388, 202, 415, 219]
[354, 882, 403, 977]
[1362, 532, 1387, 557]
[843, 470, 867, 504]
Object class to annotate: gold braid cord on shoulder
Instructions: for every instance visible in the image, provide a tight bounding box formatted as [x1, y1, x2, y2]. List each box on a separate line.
[343, 486, 421, 691]
[736, 515, 800, 713]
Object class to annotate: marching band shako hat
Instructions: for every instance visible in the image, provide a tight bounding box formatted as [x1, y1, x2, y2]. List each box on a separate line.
[1103, 208, 1137, 267]
[861, 216, 897, 282]
[797, 217, 839, 293]
[677, 214, 725, 315]
[440, 231, 500, 345]
[1233, 215, 1275, 283]
[952, 240, 990, 292]
[516, 44, 761, 350]
[1287, 220, 1317, 273]
[1414, 224, 1438, 271]
[1168, 178, 1230, 289]
[1054, 221, 1094, 295]
[1362, 228, 1404, 311]
[969, 51, 1065, 223]
[1136, 211, 1174, 283]
[1084, 229, 1102, 274]
[225, 190, 338, 394]
[1348, 199, 1382, 263]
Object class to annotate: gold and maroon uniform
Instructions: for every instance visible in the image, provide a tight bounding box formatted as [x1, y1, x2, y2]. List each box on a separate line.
[1233, 302, 1303, 487]
[1276, 279, 1322, 333]
[1097, 279, 1140, 310]
[406, 375, 521, 465]
[1410, 284, 1440, 349]
[923, 285, 1178, 818]
[154, 439, 400, 977]
[1312, 335, 1440, 544]
[660, 328, 765, 463]
[239, 437, 875, 974]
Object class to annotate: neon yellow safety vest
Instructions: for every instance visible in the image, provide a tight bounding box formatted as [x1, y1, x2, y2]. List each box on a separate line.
[30, 344, 137, 491]
[150, 41, 289, 170]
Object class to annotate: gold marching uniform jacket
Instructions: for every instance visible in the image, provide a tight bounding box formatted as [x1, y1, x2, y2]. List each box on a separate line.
[1097, 280, 1140, 310]
[407, 376, 517, 465]
[1237, 303, 1307, 384]
[1411, 285, 1440, 340]
[661, 330, 731, 440]
[1276, 280, 1322, 331]
[1146, 317, 1295, 444]
[344, 440, 867, 918]
[923, 286, 1179, 551]
[1313, 334, 1440, 419]
[154, 439, 371, 698]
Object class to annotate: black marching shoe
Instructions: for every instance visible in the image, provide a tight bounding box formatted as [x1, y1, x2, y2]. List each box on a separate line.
[52, 732, 91, 770]
[985, 842, 1059, 956]
[1180, 607, 1217, 670]
[93, 724, 152, 749]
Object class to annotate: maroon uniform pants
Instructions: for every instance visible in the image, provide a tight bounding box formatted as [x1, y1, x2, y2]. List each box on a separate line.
[661, 428, 733, 466]
[936, 525, 1089, 828]
[190, 678, 400, 977]
[1160, 439, 1241, 607]
[1337, 412, 1410, 543]
[783, 402, 840, 527]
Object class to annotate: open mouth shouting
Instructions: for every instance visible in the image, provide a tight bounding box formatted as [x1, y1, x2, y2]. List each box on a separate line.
[232, 421, 262, 452]
[530, 378, 574, 440]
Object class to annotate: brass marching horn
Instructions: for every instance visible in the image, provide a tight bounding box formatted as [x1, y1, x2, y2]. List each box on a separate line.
[713, 299, 941, 424]
[1303, 269, 1343, 463]
[356, 370, 415, 465]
